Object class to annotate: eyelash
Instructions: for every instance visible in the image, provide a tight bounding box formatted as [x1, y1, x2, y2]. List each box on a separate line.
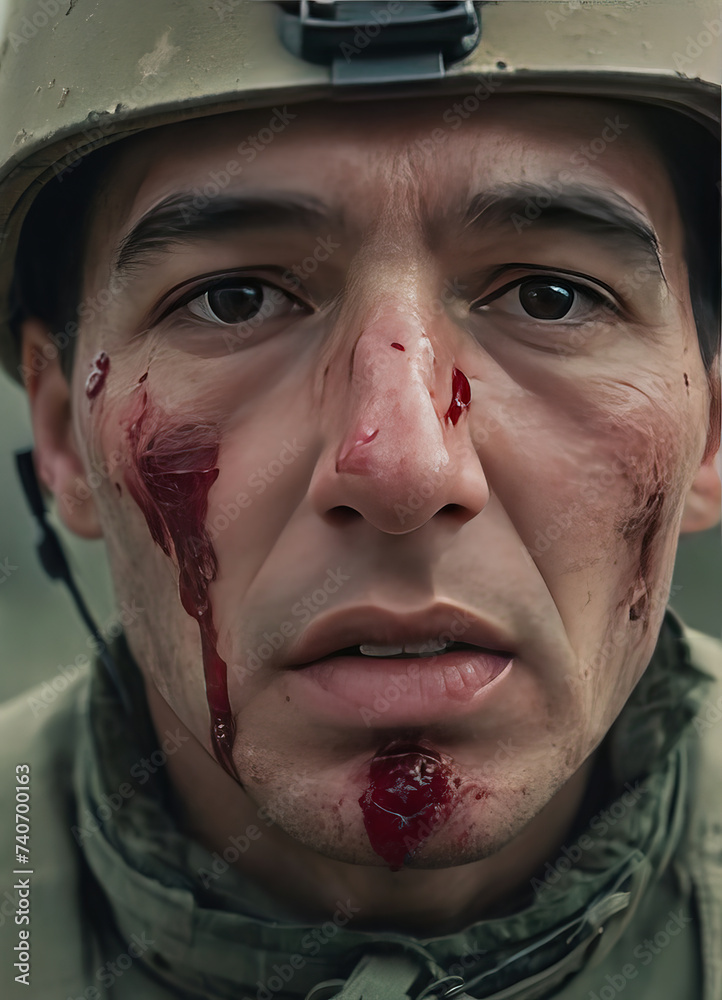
[472, 273, 619, 319]
[152, 267, 620, 333]
[153, 272, 308, 326]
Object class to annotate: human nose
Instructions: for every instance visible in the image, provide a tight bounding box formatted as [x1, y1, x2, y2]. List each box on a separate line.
[308, 305, 489, 534]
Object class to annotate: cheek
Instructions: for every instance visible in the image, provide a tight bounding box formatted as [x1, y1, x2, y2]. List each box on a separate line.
[474, 366, 698, 626]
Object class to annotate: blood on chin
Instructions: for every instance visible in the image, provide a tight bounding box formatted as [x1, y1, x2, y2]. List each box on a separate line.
[356, 739, 492, 870]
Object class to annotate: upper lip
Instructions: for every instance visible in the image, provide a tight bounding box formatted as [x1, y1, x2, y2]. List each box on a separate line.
[285, 604, 515, 669]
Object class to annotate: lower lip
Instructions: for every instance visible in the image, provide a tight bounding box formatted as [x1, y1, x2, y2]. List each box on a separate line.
[286, 649, 512, 726]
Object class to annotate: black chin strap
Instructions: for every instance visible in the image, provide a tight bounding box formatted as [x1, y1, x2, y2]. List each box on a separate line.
[14, 448, 133, 716]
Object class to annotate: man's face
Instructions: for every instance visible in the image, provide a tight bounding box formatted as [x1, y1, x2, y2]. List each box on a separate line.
[65, 95, 714, 866]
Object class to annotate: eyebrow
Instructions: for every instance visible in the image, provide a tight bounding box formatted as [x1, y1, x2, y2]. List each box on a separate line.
[461, 183, 664, 273]
[112, 192, 333, 278]
[112, 183, 664, 284]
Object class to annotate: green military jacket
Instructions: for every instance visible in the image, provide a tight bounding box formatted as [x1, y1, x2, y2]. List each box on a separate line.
[0, 612, 721, 1000]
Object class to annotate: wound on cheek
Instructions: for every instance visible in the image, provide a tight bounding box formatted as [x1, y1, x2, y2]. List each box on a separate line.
[86, 351, 110, 401]
[124, 390, 237, 776]
[621, 474, 666, 626]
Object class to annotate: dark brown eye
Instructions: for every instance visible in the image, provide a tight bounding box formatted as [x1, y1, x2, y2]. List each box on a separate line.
[188, 280, 284, 325]
[185, 279, 300, 327]
[518, 279, 574, 319]
[204, 282, 265, 324]
[473, 272, 614, 325]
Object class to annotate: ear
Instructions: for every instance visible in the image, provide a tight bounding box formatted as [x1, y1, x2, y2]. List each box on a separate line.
[21, 317, 102, 539]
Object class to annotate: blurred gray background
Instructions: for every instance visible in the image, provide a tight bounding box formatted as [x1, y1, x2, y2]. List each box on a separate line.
[1, 373, 720, 702]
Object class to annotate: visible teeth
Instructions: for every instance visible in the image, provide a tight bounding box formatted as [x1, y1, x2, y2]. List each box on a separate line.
[404, 640, 448, 655]
[358, 640, 451, 658]
[359, 644, 404, 657]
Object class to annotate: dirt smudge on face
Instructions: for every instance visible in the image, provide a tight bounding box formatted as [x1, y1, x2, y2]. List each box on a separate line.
[619, 467, 667, 628]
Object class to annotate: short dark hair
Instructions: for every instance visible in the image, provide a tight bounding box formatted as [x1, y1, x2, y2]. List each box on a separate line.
[11, 144, 115, 381]
[10, 103, 721, 379]
[637, 105, 720, 371]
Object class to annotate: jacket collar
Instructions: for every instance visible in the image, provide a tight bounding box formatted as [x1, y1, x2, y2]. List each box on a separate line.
[75, 612, 711, 1000]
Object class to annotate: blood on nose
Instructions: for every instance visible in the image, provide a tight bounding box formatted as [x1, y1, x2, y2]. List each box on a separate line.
[444, 367, 471, 426]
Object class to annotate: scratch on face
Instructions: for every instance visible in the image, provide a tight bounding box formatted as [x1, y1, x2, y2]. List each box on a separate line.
[619, 469, 667, 626]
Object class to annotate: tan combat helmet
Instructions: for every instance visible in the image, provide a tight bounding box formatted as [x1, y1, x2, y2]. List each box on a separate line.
[0, 0, 719, 383]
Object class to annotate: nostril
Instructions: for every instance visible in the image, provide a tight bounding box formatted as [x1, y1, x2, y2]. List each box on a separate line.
[442, 502, 478, 525]
[326, 505, 362, 527]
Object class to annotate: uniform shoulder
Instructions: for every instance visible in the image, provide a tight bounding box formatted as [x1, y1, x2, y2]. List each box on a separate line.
[683, 625, 722, 683]
[677, 625, 722, 1000]
[680, 623, 722, 761]
[0, 665, 104, 997]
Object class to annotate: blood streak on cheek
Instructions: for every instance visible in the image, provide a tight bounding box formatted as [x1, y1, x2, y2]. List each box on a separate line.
[123, 390, 236, 776]
[86, 351, 110, 400]
[444, 367, 471, 426]
[358, 742, 456, 869]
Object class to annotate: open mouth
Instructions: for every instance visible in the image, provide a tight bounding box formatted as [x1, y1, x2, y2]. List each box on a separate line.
[282, 607, 515, 723]
[287, 644, 513, 724]
[319, 640, 505, 660]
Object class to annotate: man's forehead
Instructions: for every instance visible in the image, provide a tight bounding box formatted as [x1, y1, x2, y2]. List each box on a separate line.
[97, 94, 679, 270]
